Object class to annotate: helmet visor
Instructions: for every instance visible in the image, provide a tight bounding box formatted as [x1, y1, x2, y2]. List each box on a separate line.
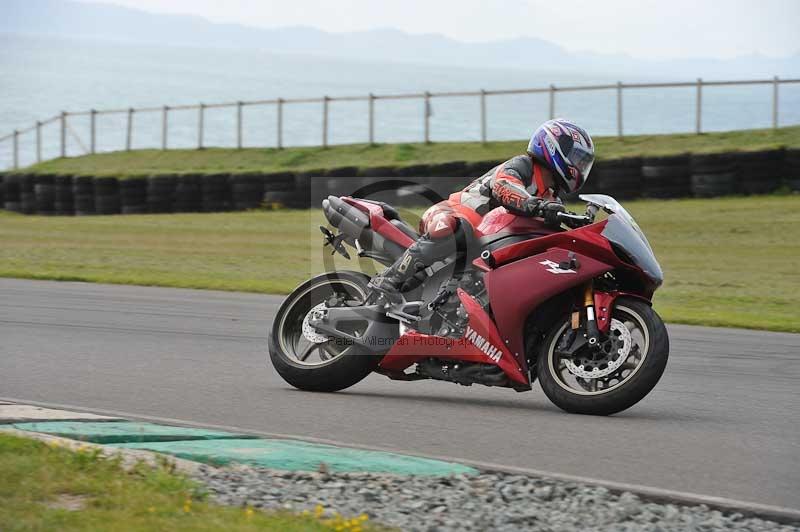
[568, 143, 595, 178]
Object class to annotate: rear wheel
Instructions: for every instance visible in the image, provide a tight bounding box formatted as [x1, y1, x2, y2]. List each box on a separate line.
[269, 271, 383, 392]
[537, 298, 669, 415]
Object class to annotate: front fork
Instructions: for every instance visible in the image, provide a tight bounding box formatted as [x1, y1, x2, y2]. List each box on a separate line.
[574, 281, 602, 349]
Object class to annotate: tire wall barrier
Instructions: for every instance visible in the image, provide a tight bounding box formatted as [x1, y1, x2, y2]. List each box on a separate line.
[787, 149, 800, 192]
[54, 175, 74, 215]
[642, 154, 691, 198]
[94, 177, 121, 215]
[1, 148, 796, 216]
[73, 176, 95, 215]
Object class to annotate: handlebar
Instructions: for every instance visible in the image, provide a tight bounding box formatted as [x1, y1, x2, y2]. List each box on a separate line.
[557, 211, 593, 227]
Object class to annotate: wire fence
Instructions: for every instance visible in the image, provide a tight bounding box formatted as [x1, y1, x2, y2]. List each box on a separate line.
[1, 76, 798, 171]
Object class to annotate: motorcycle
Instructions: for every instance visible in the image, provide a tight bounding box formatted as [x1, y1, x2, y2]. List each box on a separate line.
[268, 193, 669, 415]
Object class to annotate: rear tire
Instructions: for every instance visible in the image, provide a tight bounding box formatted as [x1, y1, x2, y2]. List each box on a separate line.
[537, 298, 669, 416]
[269, 271, 384, 392]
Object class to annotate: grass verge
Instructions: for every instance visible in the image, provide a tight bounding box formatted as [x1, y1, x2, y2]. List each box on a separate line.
[19, 126, 800, 177]
[0, 432, 369, 531]
[0, 195, 798, 332]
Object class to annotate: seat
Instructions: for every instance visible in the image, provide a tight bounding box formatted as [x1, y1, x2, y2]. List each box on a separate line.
[354, 198, 421, 240]
[390, 219, 420, 240]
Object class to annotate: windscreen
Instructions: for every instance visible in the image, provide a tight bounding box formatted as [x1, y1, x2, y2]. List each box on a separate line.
[602, 214, 664, 286]
[580, 194, 651, 243]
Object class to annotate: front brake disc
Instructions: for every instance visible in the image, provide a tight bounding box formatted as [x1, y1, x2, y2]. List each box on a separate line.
[564, 318, 631, 379]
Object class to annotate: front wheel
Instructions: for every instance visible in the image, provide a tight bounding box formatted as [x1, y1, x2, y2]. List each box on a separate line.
[269, 271, 382, 392]
[537, 298, 669, 416]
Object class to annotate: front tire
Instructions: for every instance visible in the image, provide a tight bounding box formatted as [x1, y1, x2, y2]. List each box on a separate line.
[269, 271, 383, 392]
[537, 298, 669, 415]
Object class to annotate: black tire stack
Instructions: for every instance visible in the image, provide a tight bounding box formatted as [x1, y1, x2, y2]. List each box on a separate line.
[94, 177, 121, 215]
[0, 173, 5, 209]
[323, 168, 361, 206]
[394, 165, 434, 207]
[428, 161, 467, 177]
[34, 175, 56, 215]
[120, 178, 148, 214]
[641, 154, 690, 198]
[464, 160, 502, 178]
[424, 176, 465, 203]
[73, 176, 95, 216]
[230, 173, 264, 210]
[201, 174, 229, 212]
[291, 172, 318, 210]
[590, 157, 641, 200]
[785, 149, 800, 192]
[20, 175, 37, 214]
[147, 176, 176, 213]
[352, 171, 396, 207]
[732, 149, 784, 195]
[325, 175, 362, 199]
[356, 167, 400, 205]
[174, 174, 203, 212]
[3, 174, 22, 212]
[54, 175, 74, 215]
[689, 153, 736, 198]
[358, 166, 397, 180]
[262, 172, 300, 209]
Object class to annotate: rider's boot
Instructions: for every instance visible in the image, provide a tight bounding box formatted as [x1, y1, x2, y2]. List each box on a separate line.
[368, 239, 429, 300]
[369, 219, 461, 319]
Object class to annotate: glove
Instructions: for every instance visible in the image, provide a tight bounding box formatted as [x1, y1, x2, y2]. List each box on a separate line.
[538, 201, 566, 226]
[522, 197, 543, 217]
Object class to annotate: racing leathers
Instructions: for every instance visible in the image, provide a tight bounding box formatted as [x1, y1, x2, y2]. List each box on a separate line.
[369, 154, 566, 296]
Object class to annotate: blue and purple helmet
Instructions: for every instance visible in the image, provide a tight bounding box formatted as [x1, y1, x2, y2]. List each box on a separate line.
[527, 119, 595, 194]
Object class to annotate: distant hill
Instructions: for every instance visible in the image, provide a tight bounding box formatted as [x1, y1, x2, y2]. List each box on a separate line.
[2, 0, 799, 79]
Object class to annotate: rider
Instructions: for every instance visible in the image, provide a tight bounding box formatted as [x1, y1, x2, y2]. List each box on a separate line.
[369, 118, 596, 297]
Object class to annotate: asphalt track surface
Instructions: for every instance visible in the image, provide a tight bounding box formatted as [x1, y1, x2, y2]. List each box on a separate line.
[1, 279, 798, 510]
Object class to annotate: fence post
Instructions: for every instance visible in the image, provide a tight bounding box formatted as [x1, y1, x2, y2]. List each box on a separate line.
[322, 96, 329, 148]
[424, 91, 431, 144]
[36, 121, 42, 163]
[60, 112, 67, 158]
[368, 93, 375, 145]
[237, 101, 243, 149]
[12, 130, 19, 169]
[161, 106, 169, 150]
[198, 103, 205, 149]
[277, 98, 284, 149]
[480, 89, 487, 144]
[695, 78, 703, 134]
[772, 76, 779, 129]
[90, 109, 97, 154]
[616, 82, 623, 138]
[125, 108, 133, 151]
[548, 85, 556, 120]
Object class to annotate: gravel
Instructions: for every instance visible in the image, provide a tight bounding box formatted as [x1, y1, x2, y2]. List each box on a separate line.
[194, 466, 799, 531]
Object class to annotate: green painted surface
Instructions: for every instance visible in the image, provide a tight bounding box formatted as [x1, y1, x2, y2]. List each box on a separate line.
[12, 421, 255, 444]
[110, 438, 479, 476]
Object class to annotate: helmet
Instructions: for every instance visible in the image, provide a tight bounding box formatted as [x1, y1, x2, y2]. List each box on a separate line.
[527, 119, 595, 194]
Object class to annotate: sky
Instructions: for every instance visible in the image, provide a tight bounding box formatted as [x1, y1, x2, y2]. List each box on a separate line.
[78, 0, 800, 60]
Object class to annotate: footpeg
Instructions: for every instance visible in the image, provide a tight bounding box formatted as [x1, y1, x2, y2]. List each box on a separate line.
[386, 301, 423, 324]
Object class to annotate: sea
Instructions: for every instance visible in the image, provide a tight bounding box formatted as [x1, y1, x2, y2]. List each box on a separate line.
[1, 32, 799, 170]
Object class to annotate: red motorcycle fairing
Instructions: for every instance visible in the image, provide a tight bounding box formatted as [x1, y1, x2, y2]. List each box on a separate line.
[593, 290, 654, 334]
[475, 207, 556, 238]
[342, 197, 416, 248]
[378, 288, 529, 385]
[489, 219, 616, 268]
[484, 247, 615, 373]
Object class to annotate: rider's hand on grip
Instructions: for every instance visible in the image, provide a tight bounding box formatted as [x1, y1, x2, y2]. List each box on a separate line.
[539, 201, 566, 226]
